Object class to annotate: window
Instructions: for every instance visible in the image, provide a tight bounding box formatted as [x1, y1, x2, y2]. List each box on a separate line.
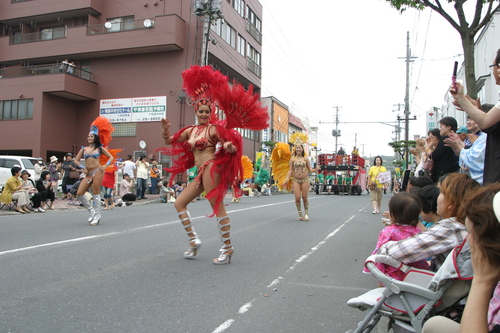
[233, 0, 245, 17]
[247, 7, 261, 32]
[211, 18, 223, 36]
[0, 99, 34, 120]
[222, 23, 236, 48]
[106, 16, 135, 32]
[41, 27, 65, 40]
[237, 35, 246, 56]
[235, 128, 258, 141]
[112, 123, 136, 137]
[81, 61, 91, 80]
[248, 44, 261, 66]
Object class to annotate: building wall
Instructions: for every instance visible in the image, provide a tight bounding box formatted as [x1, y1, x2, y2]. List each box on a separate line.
[0, 0, 264, 166]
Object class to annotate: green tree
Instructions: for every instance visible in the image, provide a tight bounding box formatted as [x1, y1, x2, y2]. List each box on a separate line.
[389, 140, 416, 160]
[259, 141, 276, 154]
[385, 0, 500, 99]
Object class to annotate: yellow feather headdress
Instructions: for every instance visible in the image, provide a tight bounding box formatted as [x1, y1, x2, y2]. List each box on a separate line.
[289, 132, 308, 156]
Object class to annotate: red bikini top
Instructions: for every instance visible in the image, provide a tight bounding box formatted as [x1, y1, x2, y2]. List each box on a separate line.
[185, 125, 217, 151]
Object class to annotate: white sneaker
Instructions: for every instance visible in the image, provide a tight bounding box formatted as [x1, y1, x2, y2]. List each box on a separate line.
[37, 207, 46, 213]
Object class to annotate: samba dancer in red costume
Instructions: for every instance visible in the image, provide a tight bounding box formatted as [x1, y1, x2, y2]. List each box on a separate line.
[74, 116, 116, 226]
[159, 66, 268, 264]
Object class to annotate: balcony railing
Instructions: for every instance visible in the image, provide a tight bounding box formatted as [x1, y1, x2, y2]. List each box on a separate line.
[0, 63, 93, 81]
[9, 27, 66, 45]
[11, 0, 32, 2]
[246, 19, 262, 45]
[247, 58, 261, 78]
[87, 18, 155, 35]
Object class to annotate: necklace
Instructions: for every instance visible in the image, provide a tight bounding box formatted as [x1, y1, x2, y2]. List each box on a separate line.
[195, 123, 208, 136]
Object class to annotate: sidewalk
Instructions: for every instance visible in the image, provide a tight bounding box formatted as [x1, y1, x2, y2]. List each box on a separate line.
[0, 194, 164, 216]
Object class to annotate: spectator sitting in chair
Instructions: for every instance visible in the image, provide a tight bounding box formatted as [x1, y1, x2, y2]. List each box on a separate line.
[242, 180, 254, 196]
[159, 180, 175, 203]
[69, 173, 92, 204]
[0, 166, 31, 214]
[20, 169, 43, 212]
[36, 170, 56, 210]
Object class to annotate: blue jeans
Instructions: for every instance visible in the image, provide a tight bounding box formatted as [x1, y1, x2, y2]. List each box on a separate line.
[150, 177, 159, 194]
[136, 178, 147, 198]
[102, 187, 113, 199]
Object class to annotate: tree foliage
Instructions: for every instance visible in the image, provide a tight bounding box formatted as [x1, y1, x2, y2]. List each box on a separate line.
[385, 0, 500, 99]
[388, 140, 417, 160]
[259, 141, 276, 153]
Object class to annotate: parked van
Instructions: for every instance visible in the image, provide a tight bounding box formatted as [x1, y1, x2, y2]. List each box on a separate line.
[0, 156, 38, 190]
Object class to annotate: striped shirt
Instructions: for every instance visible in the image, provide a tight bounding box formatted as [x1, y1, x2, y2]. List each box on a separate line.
[377, 217, 467, 271]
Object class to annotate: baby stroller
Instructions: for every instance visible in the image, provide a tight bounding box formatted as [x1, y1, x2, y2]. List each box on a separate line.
[346, 240, 472, 333]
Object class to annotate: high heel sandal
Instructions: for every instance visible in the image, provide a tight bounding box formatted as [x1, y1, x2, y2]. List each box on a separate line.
[213, 216, 233, 265]
[179, 210, 201, 258]
[304, 203, 309, 221]
[296, 202, 303, 221]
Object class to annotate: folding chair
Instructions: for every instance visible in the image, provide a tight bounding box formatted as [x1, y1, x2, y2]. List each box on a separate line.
[66, 185, 79, 206]
[0, 187, 18, 210]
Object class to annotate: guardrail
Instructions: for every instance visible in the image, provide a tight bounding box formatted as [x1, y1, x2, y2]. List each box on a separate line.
[87, 18, 155, 35]
[9, 27, 66, 44]
[0, 63, 93, 81]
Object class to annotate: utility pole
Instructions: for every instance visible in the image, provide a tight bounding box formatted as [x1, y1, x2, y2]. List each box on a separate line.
[393, 103, 404, 144]
[332, 106, 341, 153]
[193, 0, 223, 66]
[398, 31, 417, 166]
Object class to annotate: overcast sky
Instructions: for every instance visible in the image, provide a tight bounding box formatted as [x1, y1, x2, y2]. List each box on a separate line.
[259, 0, 465, 160]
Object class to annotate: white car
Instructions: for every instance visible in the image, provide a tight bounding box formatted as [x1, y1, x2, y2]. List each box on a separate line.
[0, 155, 38, 190]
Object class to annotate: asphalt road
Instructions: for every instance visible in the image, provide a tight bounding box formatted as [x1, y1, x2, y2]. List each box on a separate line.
[0, 192, 393, 333]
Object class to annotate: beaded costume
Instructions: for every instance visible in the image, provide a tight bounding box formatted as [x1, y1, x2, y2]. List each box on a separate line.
[158, 65, 269, 216]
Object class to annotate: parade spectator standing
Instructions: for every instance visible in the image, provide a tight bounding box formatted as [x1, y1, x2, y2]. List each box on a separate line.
[149, 160, 161, 194]
[464, 115, 483, 149]
[135, 155, 149, 199]
[48, 156, 61, 196]
[337, 146, 345, 155]
[428, 117, 459, 184]
[445, 116, 488, 185]
[61, 153, 79, 199]
[102, 168, 117, 210]
[455, 126, 468, 142]
[121, 155, 136, 182]
[450, 81, 500, 184]
[34, 157, 47, 181]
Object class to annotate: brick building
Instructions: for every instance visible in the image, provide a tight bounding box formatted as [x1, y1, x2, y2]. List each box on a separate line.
[0, 0, 263, 172]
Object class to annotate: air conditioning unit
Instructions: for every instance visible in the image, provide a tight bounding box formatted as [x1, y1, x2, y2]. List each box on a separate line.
[193, 1, 205, 14]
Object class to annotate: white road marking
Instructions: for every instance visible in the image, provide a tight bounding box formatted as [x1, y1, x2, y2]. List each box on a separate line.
[213, 319, 235, 333]
[211, 204, 370, 332]
[0, 199, 300, 257]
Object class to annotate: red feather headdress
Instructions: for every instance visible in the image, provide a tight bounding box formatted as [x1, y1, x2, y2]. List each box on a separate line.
[181, 65, 269, 131]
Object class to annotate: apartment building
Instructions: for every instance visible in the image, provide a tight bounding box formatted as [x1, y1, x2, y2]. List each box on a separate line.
[0, 0, 263, 169]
